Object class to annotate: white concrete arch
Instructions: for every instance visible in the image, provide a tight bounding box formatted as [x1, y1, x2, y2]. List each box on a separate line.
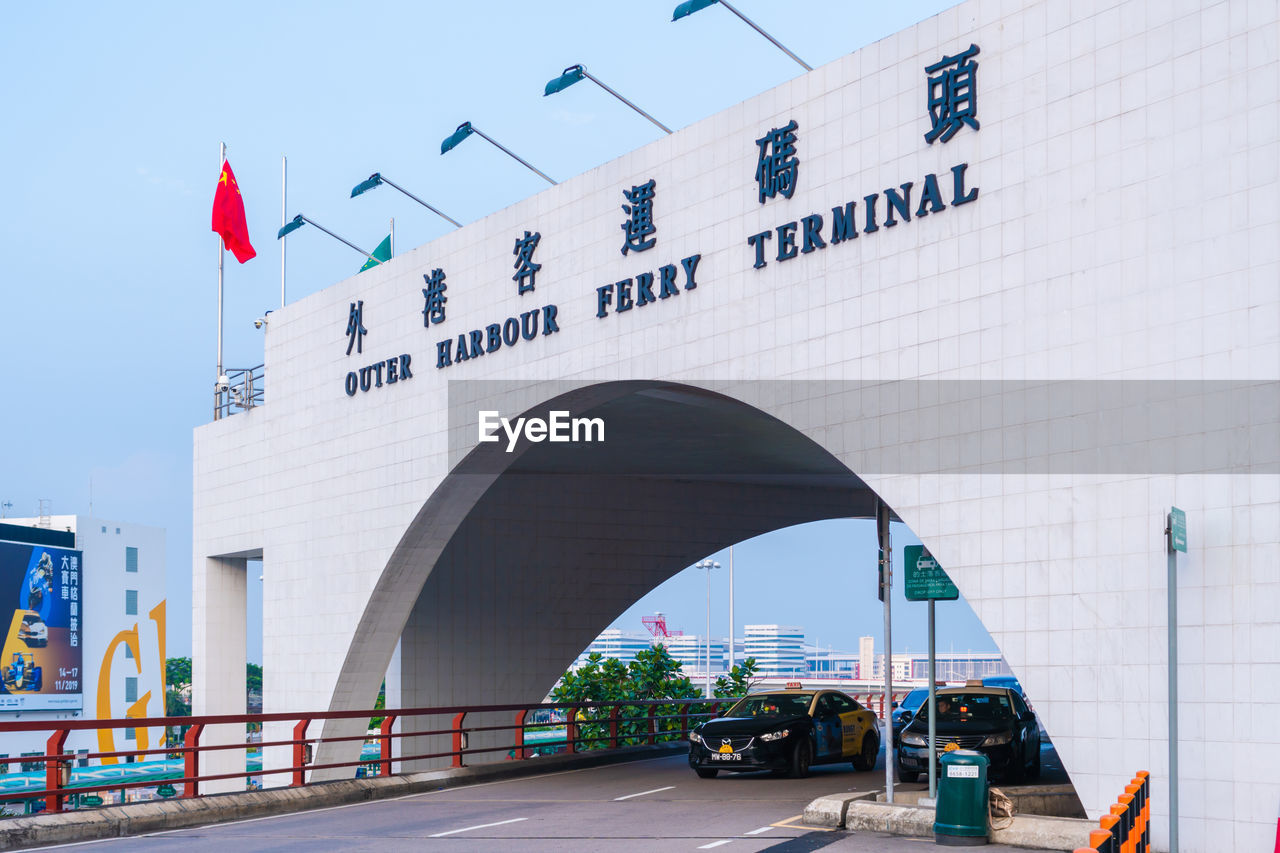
[312, 379, 891, 777]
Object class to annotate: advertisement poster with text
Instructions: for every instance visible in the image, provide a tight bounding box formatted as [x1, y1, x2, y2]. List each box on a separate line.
[0, 540, 83, 711]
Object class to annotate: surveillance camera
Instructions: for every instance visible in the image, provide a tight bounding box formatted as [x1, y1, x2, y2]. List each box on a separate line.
[216, 374, 230, 391]
[254, 318, 264, 329]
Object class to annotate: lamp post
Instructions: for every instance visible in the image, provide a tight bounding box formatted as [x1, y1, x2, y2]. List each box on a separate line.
[351, 172, 462, 228]
[671, 0, 812, 71]
[543, 65, 672, 134]
[276, 215, 385, 267]
[728, 545, 735, 671]
[696, 559, 720, 698]
[440, 121, 557, 185]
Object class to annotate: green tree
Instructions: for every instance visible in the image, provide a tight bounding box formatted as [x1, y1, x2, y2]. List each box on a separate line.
[713, 657, 760, 699]
[550, 645, 703, 751]
[246, 663, 263, 693]
[165, 657, 191, 688]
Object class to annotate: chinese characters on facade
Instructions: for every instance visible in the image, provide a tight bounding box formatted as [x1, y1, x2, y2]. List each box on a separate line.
[755, 120, 799, 204]
[620, 179, 657, 255]
[345, 301, 366, 355]
[512, 231, 542, 294]
[337, 42, 982, 379]
[924, 43, 980, 144]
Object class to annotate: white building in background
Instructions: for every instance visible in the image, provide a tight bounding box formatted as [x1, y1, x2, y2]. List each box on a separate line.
[742, 625, 805, 675]
[574, 629, 651, 667]
[0, 517, 167, 773]
[661, 634, 724, 675]
[858, 636, 875, 682]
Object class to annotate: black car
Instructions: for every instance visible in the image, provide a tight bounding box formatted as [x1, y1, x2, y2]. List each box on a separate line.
[688, 689, 880, 779]
[891, 687, 929, 746]
[895, 685, 1040, 782]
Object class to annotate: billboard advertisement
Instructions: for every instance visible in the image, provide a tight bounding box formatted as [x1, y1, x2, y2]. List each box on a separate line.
[0, 540, 83, 711]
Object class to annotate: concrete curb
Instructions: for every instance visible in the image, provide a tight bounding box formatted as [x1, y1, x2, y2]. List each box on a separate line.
[802, 791, 877, 828]
[0, 743, 687, 851]
[809, 797, 1095, 850]
[879, 784, 1087, 820]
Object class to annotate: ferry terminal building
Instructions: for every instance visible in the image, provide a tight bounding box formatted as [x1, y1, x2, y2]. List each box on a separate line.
[193, 1, 1280, 848]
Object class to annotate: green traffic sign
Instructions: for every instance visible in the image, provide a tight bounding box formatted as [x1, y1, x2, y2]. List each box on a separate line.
[156, 784, 177, 798]
[903, 545, 959, 601]
[1170, 506, 1187, 553]
[80, 795, 103, 807]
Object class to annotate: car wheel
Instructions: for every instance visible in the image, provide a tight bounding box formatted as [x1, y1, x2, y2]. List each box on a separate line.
[897, 765, 920, 783]
[852, 732, 879, 771]
[788, 738, 813, 779]
[695, 767, 718, 779]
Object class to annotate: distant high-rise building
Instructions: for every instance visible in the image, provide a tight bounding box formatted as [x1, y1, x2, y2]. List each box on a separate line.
[575, 629, 651, 667]
[743, 625, 805, 674]
[858, 636, 874, 680]
[661, 634, 724, 674]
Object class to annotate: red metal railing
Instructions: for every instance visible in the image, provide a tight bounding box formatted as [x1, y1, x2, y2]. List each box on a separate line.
[0, 698, 737, 816]
[0, 690, 908, 817]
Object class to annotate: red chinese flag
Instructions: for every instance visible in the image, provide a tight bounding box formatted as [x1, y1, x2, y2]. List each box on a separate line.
[211, 159, 257, 263]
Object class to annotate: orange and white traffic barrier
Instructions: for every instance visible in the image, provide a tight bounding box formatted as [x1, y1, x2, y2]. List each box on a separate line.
[1076, 772, 1150, 853]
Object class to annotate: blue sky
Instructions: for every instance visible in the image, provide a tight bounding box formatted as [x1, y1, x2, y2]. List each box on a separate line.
[611, 520, 997, 661]
[0, 0, 995, 663]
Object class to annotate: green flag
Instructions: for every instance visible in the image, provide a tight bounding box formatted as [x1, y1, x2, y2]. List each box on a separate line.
[360, 234, 391, 272]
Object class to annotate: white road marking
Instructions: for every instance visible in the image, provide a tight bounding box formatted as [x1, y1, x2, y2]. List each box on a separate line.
[427, 817, 528, 838]
[744, 826, 774, 835]
[613, 785, 675, 801]
[30, 754, 682, 849]
[697, 841, 733, 849]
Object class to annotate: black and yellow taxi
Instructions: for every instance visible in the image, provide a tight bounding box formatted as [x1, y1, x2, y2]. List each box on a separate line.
[687, 687, 880, 779]
[895, 683, 1041, 782]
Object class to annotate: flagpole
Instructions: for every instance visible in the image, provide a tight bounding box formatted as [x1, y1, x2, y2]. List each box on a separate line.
[280, 154, 287, 308]
[217, 141, 226, 407]
[389, 218, 394, 258]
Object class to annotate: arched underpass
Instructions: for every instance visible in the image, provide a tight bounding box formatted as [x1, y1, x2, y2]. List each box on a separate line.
[309, 380, 1075, 813]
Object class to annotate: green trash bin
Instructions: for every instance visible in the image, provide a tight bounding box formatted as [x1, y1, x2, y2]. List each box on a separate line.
[934, 749, 989, 846]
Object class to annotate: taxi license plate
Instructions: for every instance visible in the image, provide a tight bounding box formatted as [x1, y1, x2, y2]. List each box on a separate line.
[711, 753, 741, 761]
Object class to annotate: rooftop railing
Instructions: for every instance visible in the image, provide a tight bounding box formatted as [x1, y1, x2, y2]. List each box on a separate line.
[213, 365, 264, 421]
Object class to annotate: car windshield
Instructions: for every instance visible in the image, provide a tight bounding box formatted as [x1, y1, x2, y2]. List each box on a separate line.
[900, 689, 929, 711]
[726, 694, 812, 718]
[916, 692, 1013, 722]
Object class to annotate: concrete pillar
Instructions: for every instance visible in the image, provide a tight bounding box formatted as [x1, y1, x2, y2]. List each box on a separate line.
[192, 555, 247, 794]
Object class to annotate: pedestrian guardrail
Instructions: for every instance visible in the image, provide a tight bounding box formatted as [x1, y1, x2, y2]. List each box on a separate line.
[0, 697, 739, 816]
[1074, 770, 1149, 853]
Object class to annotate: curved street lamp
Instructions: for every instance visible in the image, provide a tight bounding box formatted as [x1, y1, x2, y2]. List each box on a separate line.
[696, 558, 721, 698]
[672, 0, 811, 71]
[351, 172, 462, 228]
[544, 64, 672, 135]
[439, 121, 557, 185]
[276, 214, 384, 267]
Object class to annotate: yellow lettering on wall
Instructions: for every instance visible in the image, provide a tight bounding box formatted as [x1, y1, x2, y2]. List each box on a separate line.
[149, 601, 166, 746]
[95, 599, 169, 761]
[96, 627, 141, 765]
[126, 692, 153, 753]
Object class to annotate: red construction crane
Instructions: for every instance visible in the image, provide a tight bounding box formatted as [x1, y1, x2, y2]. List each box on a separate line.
[642, 612, 682, 639]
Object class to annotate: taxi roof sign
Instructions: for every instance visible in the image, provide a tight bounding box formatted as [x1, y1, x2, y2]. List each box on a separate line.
[785, 681, 803, 689]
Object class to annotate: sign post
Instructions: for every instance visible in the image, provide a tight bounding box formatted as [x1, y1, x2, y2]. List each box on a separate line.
[904, 544, 959, 800]
[877, 501, 894, 803]
[1167, 507, 1186, 852]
